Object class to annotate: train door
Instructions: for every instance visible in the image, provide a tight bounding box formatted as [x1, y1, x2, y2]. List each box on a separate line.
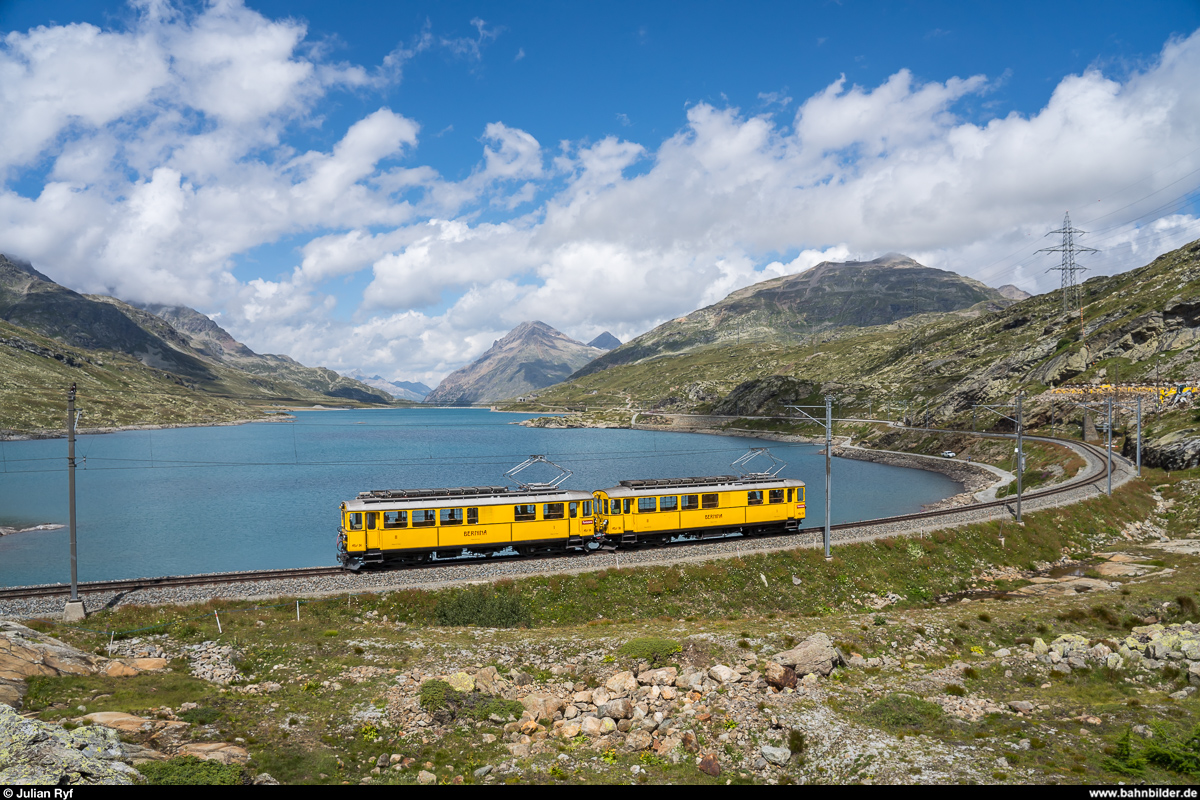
[601, 494, 624, 534]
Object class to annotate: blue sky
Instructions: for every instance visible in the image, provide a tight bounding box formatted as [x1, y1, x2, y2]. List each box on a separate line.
[2, 0, 1199, 386]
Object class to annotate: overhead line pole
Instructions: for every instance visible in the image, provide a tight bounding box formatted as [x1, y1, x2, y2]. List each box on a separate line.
[64, 384, 86, 622]
[787, 396, 834, 560]
[973, 393, 1025, 522]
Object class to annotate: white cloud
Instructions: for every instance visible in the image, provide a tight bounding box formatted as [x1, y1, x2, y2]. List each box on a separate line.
[2, 3, 1198, 389]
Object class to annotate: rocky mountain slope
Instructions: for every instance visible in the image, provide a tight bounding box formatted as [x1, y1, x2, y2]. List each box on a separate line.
[425, 321, 604, 404]
[0, 256, 216, 381]
[137, 304, 392, 404]
[532, 239, 1200, 466]
[574, 254, 1011, 379]
[0, 254, 393, 432]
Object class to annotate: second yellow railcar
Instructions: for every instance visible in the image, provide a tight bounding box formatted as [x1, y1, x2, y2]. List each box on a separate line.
[592, 475, 805, 547]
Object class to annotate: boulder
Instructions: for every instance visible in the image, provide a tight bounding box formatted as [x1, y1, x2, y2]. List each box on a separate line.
[708, 665, 737, 683]
[446, 672, 475, 693]
[764, 662, 796, 690]
[772, 633, 844, 677]
[82, 712, 190, 749]
[520, 694, 565, 721]
[83, 712, 160, 733]
[654, 733, 683, 754]
[102, 661, 140, 678]
[581, 716, 616, 737]
[637, 667, 678, 686]
[760, 745, 791, 766]
[598, 698, 634, 720]
[176, 743, 250, 765]
[474, 666, 499, 695]
[698, 753, 721, 777]
[605, 671, 638, 696]
[624, 729, 653, 751]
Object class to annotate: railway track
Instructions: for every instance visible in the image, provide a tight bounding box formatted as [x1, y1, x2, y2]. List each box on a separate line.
[0, 435, 1126, 603]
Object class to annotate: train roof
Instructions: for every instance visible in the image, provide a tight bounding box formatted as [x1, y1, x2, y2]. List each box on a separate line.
[597, 475, 804, 498]
[343, 485, 593, 510]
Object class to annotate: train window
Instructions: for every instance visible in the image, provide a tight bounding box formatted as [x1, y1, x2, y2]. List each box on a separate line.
[801, 487, 806, 502]
[366, 512, 377, 530]
[682, 495, 699, 510]
[413, 509, 437, 528]
[769, 489, 785, 504]
[569, 502, 578, 518]
[787, 488, 794, 502]
[602, 499, 609, 514]
[544, 503, 565, 520]
[637, 497, 657, 513]
[701, 494, 719, 509]
[440, 508, 463, 526]
[347, 512, 363, 530]
[383, 511, 407, 529]
[467, 508, 478, 525]
[583, 500, 592, 515]
[659, 496, 678, 511]
[748, 491, 764, 505]
[623, 499, 632, 514]
[514, 504, 536, 521]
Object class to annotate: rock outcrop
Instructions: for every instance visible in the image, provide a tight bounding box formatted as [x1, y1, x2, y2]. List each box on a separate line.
[1128, 428, 1200, 471]
[0, 704, 142, 785]
[0, 621, 107, 710]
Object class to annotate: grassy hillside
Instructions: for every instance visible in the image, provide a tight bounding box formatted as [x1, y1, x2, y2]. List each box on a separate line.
[521, 239, 1200, 445]
[0, 253, 399, 433]
[573, 254, 1011, 379]
[0, 318, 257, 433]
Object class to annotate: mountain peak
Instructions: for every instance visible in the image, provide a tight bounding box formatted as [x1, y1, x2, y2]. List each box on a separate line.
[572, 254, 1010, 379]
[0, 253, 55, 285]
[997, 284, 1033, 301]
[588, 331, 621, 350]
[426, 321, 603, 404]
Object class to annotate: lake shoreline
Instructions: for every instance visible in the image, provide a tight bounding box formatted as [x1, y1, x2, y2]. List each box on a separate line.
[521, 412, 982, 498]
[0, 414, 296, 442]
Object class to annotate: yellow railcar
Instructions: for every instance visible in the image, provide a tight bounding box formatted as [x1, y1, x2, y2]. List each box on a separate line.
[337, 485, 595, 569]
[593, 475, 805, 547]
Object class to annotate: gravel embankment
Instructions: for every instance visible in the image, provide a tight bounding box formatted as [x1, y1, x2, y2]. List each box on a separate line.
[0, 439, 1135, 620]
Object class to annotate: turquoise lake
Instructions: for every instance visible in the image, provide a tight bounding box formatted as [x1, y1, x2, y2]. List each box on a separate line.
[0, 408, 961, 587]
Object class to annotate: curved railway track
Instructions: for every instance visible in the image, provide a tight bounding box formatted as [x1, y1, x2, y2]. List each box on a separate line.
[0, 434, 1126, 603]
